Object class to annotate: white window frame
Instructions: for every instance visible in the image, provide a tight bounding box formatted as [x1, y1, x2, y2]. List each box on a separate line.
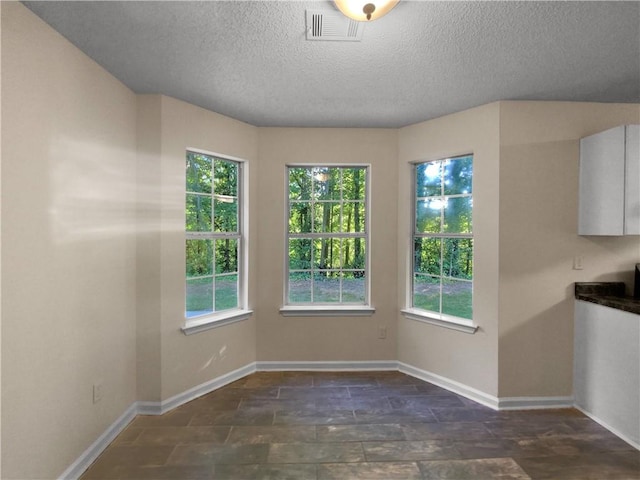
[182, 148, 252, 335]
[401, 154, 477, 334]
[280, 164, 375, 317]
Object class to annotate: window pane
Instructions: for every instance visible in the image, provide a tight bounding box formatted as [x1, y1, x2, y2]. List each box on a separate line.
[342, 202, 365, 233]
[214, 159, 237, 196]
[186, 153, 212, 194]
[342, 238, 366, 269]
[414, 237, 441, 275]
[313, 202, 340, 233]
[289, 202, 311, 233]
[186, 194, 212, 232]
[443, 196, 472, 234]
[416, 161, 442, 197]
[444, 156, 473, 195]
[186, 277, 213, 317]
[289, 271, 311, 303]
[215, 274, 238, 311]
[289, 168, 312, 200]
[313, 238, 341, 269]
[313, 271, 340, 303]
[441, 279, 472, 319]
[413, 274, 440, 312]
[186, 239, 214, 277]
[214, 196, 238, 233]
[416, 199, 442, 233]
[343, 271, 366, 303]
[315, 168, 341, 200]
[215, 239, 238, 274]
[443, 238, 473, 280]
[289, 238, 312, 270]
[343, 168, 366, 200]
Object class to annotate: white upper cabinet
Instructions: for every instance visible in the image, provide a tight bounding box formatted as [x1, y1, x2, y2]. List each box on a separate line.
[579, 125, 640, 235]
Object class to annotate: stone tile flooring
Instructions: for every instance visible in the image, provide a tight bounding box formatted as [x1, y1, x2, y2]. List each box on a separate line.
[81, 371, 640, 479]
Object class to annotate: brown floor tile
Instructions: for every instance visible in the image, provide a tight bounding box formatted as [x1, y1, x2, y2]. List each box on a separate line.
[453, 437, 556, 459]
[484, 420, 578, 438]
[133, 426, 230, 445]
[213, 463, 317, 480]
[316, 424, 406, 442]
[111, 426, 143, 445]
[312, 374, 379, 387]
[226, 425, 316, 445]
[317, 461, 423, 479]
[389, 394, 466, 409]
[513, 451, 640, 479]
[167, 443, 269, 466]
[363, 440, 462, 461]
[189, 409, 274, 426]
[419, 457, 532, 479]
[349, 385, 419, 397]
[541, 433, 636, 455]
[80, 371, 635, 480]
[238, 398, 316, 411]
[354, 408, 437, 424]
[81, 445, 174, 479]
[111, 465, 213, 480]
[130, 411, 194, 427]
[402, 421, 495, 441]
[317, 397, 391, 411]
[274, 409, 356, 425]
[278, 387, 350, 399]
[268, 442, 365, 463]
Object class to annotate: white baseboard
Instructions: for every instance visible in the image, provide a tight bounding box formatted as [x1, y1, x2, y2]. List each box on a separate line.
[574, 405, 640, 451]
[58, 403, 138, 480]
[398, 361, 500, 409]
[256, 360, 398, 372]
[138, 362, 258, 415]
[499, 395, 574, 410]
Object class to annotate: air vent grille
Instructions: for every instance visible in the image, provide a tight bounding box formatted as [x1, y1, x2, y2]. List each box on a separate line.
[306, 10, 363, 42]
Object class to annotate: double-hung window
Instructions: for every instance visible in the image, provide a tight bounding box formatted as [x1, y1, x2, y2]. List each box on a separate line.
[285, 166, 371, 310]
[185, 151, 245, 323]
[412, 154, 473, 322]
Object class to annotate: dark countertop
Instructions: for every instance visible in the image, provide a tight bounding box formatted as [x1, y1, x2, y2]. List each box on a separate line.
[575, 282, 640, 315]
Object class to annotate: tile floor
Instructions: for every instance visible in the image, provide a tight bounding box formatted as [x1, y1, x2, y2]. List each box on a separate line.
[81, 371, 639, 479]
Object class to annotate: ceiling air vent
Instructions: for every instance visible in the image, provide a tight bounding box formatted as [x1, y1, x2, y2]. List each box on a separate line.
[306, 10, 363, 42]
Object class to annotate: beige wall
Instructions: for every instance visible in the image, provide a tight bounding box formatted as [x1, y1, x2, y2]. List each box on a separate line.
[136, 95, 259, 400]
[397, 103, 501, 397]
[498, 101, 640, 397]
[1, 3, 138, 478]
[3, 3, 640, 477]
[256, 128, 398, 362]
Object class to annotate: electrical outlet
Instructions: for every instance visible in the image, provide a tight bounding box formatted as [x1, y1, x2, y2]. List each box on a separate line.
[93, 383, 103, 404]
[378, 326, 387, 339]
[573, 256, 584, 270]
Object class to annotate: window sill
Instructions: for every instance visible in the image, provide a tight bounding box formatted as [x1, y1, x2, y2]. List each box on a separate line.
[280, 305, 376, 317]
[182, 309, 253, 335]
[400, 308, 478, 334]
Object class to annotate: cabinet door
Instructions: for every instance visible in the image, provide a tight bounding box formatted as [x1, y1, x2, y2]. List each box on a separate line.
[624, 125, 640, 235]
[579, 126, 625, 235]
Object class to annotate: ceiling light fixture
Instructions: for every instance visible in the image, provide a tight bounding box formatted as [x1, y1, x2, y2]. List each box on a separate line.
[334, 0, 399, 21]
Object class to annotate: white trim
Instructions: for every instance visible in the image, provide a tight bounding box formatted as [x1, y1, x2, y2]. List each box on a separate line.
[139, 362, 257, 415]
[257, 360, 397, 372]
[574, 405, 640, 451]
[182, 309, 253, 335]
[279, 305, 375, 317]
[58, 403, 138, 480]
[401, 308, 478, 334]
[498, 395, 574, 410]
[398, 362, 499, 409]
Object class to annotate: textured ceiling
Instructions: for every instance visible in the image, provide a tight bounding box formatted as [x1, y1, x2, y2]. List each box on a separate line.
[23, 1, 640, 128]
